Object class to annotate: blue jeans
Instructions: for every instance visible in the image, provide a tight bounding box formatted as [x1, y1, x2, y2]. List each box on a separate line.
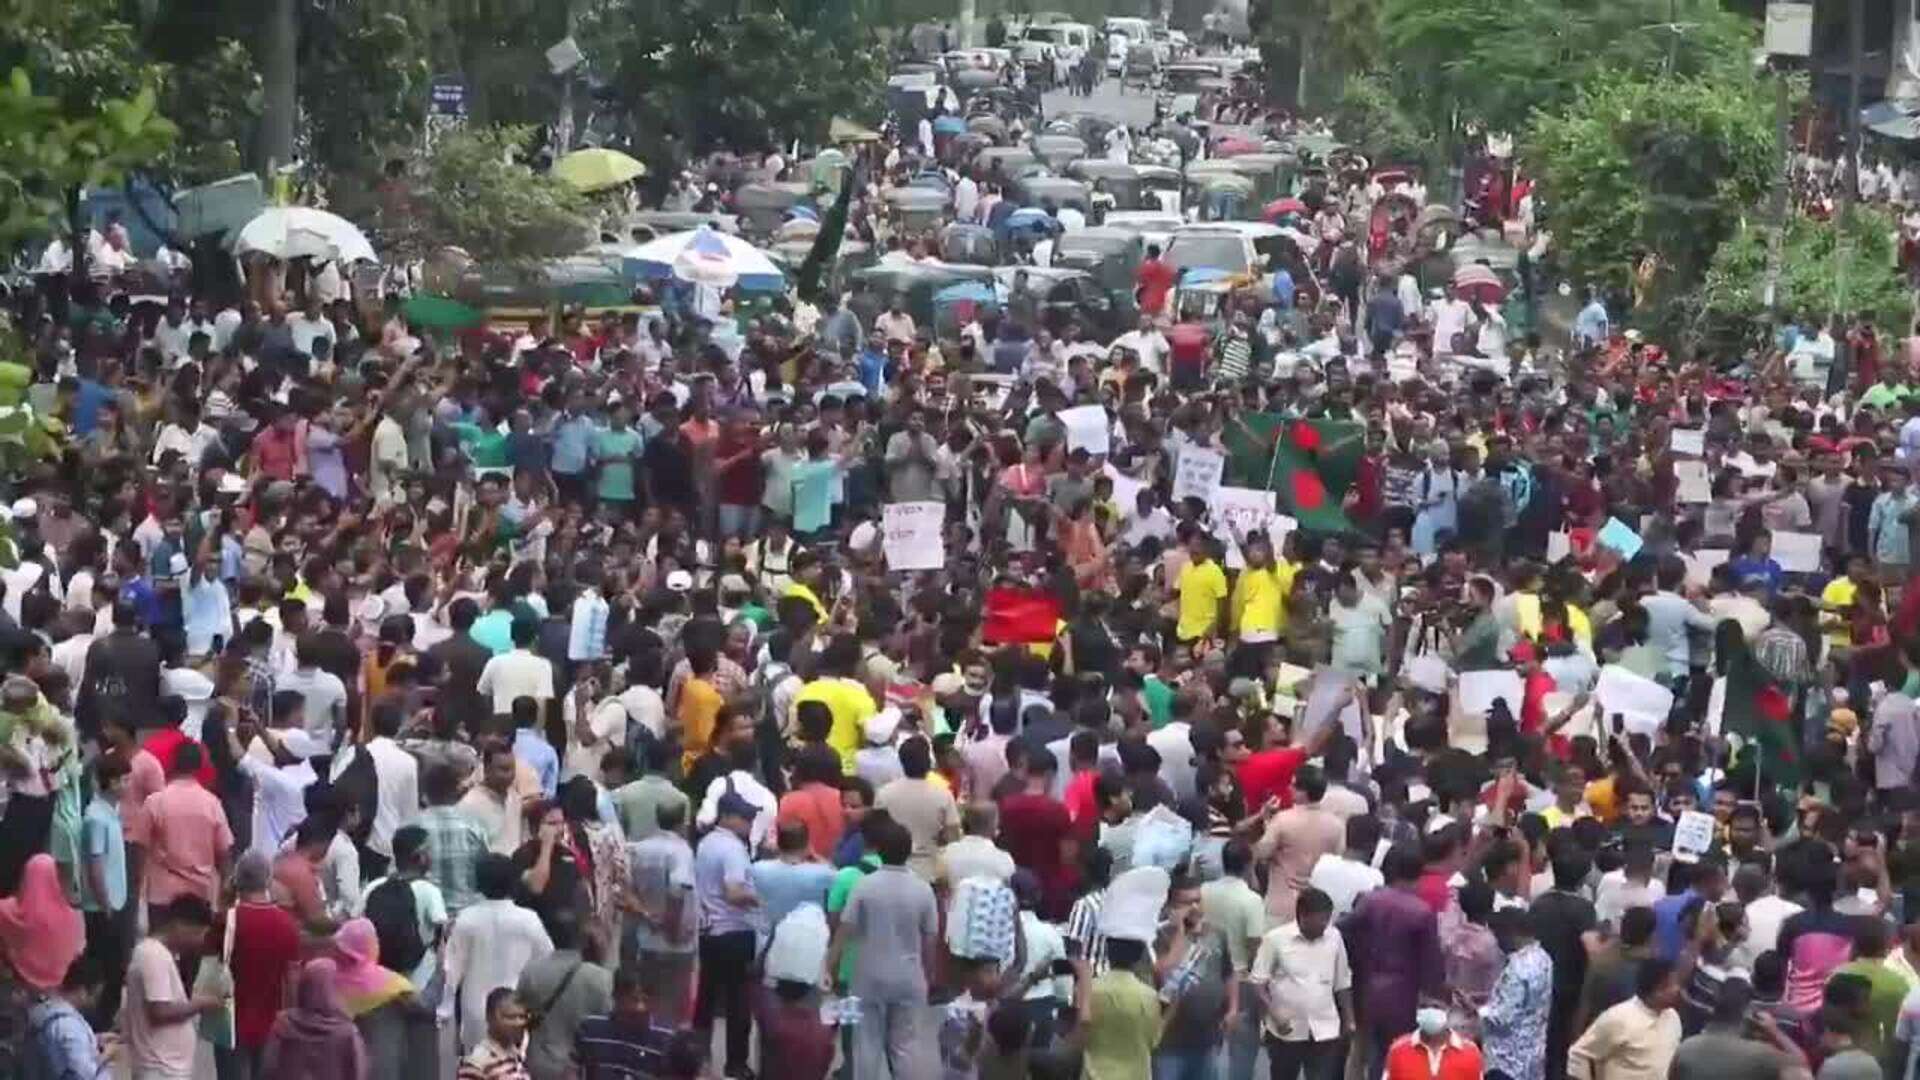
[1155, 1046, 1222, 1080]
[718, 502, 760, 539]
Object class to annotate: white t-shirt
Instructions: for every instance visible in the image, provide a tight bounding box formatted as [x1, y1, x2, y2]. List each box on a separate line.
[353, 875, 450, 987]
[125, 937, 197, 1078]
[475, 649, 556, 716]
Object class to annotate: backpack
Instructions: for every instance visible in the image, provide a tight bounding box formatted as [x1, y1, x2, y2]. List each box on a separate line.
[364, 876, 428, 976]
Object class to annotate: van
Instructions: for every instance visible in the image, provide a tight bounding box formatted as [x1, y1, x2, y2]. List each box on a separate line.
[1014, 21, 1092, 64]
[1103, 17, 1153, 72]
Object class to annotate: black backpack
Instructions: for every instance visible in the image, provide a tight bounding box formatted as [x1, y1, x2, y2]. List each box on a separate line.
[364, 877, 428, 975]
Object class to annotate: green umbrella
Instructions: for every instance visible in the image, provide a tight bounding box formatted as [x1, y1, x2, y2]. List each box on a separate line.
[401, 294, 483, 331]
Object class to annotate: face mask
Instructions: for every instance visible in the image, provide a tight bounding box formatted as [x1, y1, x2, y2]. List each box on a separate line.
[1415, 1008, 1449, 1037]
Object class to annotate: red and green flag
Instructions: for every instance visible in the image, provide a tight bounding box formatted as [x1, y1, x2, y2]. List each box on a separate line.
[1222, 414, 1364, 534]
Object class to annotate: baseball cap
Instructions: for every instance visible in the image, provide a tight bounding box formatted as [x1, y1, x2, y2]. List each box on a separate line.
[665, 570, 694, 592]
[273, 729, 323, 760]
[716, 791, 758, 821]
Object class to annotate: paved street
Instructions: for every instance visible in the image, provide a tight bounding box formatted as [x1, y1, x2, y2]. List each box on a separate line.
[1041, 73, 1159, 131]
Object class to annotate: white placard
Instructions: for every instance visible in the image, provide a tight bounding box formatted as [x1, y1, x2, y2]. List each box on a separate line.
[1457, 670, 1525, 718]
[1669, 429, 1706, 456]
[1675, 460, 1711, 503]
[1102, 464, 1145, 520]
[1673, 809, 1717, 860]
[1546, 531, 1572, 563]
[1685, 549, 1730, 589]
[1211, 486, 1274, 568]
[1057, 405, 1111, 456]
[881, 501, 946, 571]
[1772, 530, 1822, 573]
[1172, 447, 1225, 505]
[1593, 663, 1674, 736]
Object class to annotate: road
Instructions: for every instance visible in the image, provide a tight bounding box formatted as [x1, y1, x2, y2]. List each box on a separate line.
[1041, 73, 1159, 132]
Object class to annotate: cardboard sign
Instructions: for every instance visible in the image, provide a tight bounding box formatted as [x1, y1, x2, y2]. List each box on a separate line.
[1102, 464, 1145, 521]
[1673, 810, 1717, 860]
[1211, 487, 1296, 568]
[881, 501, 945, 571]
[1674, 460, 1711, 503]
[1546, 531, 1572, 563]
[1593, 664, 1674, 736]
[1772, 530, 1822, 573]
[1458, 670, 1525, 718]
[1172, 447, 1225, 505]
[1685, 549, 1730, 589]
[1596, 517, 1643, 560]
[1670, 429, 1706, 456]
[1057, 405, 1111, 456]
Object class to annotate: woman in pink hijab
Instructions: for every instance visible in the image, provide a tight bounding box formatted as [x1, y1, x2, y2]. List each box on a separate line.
[0, 854, 84, 990]
[261, 958, 369, 1080]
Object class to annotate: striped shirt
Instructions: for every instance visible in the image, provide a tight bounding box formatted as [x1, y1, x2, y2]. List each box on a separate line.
[1214, 330, 1253, 384]
[456, 1038, 532, 1080]
[418, 805, 493, 915]
[573, 1013, 677, 1078]
[1064, 887, 1110, 974]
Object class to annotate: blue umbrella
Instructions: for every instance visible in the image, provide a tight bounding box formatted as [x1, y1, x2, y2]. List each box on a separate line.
[785, 205, 820, 221]
[1006, 207, 1061, 234]
[933, 116, 968, 135]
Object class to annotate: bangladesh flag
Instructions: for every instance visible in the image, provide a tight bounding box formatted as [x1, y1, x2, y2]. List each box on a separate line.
[1222, 414, 1363, 534]
[1720, 636, 1800, 792]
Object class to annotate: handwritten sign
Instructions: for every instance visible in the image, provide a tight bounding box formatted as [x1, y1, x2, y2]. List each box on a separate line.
[1674, 460, 1711, 503]
[1211, 487, 1274, 568]
[1673, 810, 1717, 861]
[1772, 530, 1822, 573]
[1596, 517, 1643, 560]
[1056, 405, 1111, 456]
[1172, 447, 1225, 505]
[1670, 429, 1706, 456]
[882, 501, 945, 571]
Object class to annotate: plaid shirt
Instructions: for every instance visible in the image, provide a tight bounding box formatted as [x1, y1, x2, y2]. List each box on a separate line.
[419, 805, 493, 915]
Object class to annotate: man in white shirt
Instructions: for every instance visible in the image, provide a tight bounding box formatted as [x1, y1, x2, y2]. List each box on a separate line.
[475, 617, 556, 717]
[1250, 887, 1354, 1063]
[1113, 315, 1170, 374]
[277, 636, 349, 753]
[1788, 324, 1836, 390]
[1306, 816, 1385, 916]
[440, 851, 555, 1052]
[288, 296, 337, 362]
[152, 298, 214, 366]
[954, 173, 980, 222]
[330, 705, 421, 871]
[232, 712, 320, 856]
[1429, 292, 1472, 355]
[935, 803, 1016, 886]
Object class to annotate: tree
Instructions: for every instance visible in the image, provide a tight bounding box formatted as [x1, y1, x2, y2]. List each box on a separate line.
[388, 124, 588, 266]
[1251, 0, 1381, 110]
[1525, 69, 1777, 314]
[1377, 0, 1756, 139]
[0, 70, 177, 278]
[587, 0, 885, 166]
[1329, 73, 1429, 170]
[1686, 209, 1909, 354]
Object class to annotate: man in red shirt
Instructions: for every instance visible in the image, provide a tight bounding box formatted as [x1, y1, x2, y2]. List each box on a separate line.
[1166, 320, 1211, 392]
[142, 695, 215, 791]
[1230, 711, 1337, 811]
[1135, 243, 1177, 315]
[996, 748, 1077, 918]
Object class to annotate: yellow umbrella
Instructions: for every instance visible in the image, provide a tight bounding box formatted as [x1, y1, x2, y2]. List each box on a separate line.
[552, 148, 647, 192]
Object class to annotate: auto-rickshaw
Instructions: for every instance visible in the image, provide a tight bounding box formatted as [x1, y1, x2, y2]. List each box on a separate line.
[951, 67, 1000, 100]
[1050, 227, 1144, 295]
[1031, 133, 1088, 169]
[974, 146, 1039, 184]
[1193, 174, 1255, 222]
[767, 239, 873, 296]
[885, 187, 951, 234]
[849, 261, 997, 331]
[733, 183, 809, 238]
[619, 211, 740, 245]
[967, 114, 1010, 143]
[947, 132, 996, 169]
[939, 223, 1000, 266]
[1124, 42, 1158, 87]
[1181, 159, 1244, 207]
[1067, 161, 1143, 208]
[1011, 176, 1092, 214]
[1048, 111, 1115, 148]
[992, 265, 1133, 340]
[1367, 189, 1421, 263]
[1228, 153, 1297, 205]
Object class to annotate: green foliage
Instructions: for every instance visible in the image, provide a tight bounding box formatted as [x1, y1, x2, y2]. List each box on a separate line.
[1252, 0, 1382, 108]
[1378, 0, 1756, 138]
[1329, 73, 1429, 169]
[299, 4, 431, 186]
[1687, 209, 1910, 354]
[1525, 70, 1777, 305]
[588, 0, 886, 162]
[393, 124, 589, 266]
[155, 37, 261, 184]
[0, 68, 178, 254]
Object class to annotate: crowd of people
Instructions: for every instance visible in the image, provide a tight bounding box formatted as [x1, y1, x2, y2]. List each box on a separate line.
[10, 54, 1920, 1080]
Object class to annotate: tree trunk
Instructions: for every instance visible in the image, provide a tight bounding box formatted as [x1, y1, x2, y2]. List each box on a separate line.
[255, 0, 298, 175]
[66, 187, 87, 295]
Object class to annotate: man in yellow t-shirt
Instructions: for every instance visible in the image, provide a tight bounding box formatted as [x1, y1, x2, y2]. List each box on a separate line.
[1229, 530, 1293, 645]
[1176, 533, 1230, 644]
[1819, 555, 1870, 648]
[789, 636, 877, 773]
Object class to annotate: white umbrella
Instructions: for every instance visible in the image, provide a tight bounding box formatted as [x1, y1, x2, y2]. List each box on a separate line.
[622, 227, 785, 292]
[234, 207, 377, 264]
